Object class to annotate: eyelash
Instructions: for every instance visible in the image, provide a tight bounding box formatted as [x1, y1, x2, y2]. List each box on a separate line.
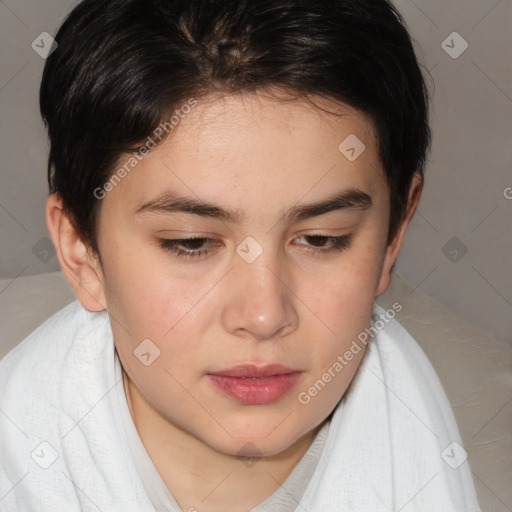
[158, 234, 352, 261]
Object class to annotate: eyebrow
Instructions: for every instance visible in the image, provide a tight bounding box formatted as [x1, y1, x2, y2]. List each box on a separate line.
[133, 187, 372, 223]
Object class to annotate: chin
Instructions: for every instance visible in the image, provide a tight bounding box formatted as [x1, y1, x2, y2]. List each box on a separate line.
[202, 421, 305, 459]
[218, 438, 294, 459]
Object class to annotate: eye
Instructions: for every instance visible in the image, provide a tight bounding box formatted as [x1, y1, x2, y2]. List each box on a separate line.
[158, 234, 353, 261]
[294, 234, 352, 254]
[158, 237, 216, 260]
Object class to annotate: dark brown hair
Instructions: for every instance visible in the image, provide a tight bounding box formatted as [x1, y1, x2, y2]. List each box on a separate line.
[40, 0, 431, 256]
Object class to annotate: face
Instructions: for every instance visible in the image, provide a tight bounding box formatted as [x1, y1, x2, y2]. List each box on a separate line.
[85, 89, 402, 457]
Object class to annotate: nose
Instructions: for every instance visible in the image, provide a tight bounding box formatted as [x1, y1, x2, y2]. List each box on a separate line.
[221, 246, 299, 341]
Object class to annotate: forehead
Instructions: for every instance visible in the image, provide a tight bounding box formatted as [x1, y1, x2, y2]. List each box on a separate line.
[170, 89, 377, 158]
[104, 89, 386, 219]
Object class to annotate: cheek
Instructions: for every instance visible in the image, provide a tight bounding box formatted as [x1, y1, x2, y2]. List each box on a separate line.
[105, 263, 205, 399]
[298, 265, 378, 414]
[303, 238, 384, 370]
[99, 243, 202, 358]
[310, 239, 383, 318]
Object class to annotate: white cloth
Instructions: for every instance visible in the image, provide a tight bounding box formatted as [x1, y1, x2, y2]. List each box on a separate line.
[0, 300, 482, 512]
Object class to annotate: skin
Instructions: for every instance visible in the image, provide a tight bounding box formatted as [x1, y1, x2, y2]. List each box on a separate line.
[46, 88, 422, 512]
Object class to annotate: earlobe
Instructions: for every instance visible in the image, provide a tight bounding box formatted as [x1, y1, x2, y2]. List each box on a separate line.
[375, 172, 423, 297]
[45, 193, 107, 312]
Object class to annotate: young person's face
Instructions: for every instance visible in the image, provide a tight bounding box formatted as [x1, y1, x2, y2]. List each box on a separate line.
[55, 90, 420, 457]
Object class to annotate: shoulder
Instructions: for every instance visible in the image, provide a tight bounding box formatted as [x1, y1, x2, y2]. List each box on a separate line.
[342, 301, 465, 458]
[316, 303, 481, 510]
[368, 301, 441, 387]
[0, 300, 109, 398]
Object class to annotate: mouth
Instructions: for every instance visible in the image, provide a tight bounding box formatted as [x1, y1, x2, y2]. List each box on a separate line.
[207, 364, 302, 405]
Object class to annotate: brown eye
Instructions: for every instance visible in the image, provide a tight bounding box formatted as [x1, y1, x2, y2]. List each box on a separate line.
[158, 237, 215, 260]
[295, 234, 352, 252]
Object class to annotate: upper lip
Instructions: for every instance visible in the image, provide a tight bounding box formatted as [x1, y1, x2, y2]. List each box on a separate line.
[208, 364, 300, 378]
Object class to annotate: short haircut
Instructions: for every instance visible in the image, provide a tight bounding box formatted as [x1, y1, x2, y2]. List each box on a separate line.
[40, 0, 431, 256]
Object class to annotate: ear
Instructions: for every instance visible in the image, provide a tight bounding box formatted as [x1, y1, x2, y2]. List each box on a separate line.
[375, 171, 423, 296]
[45, 193, 107, 312]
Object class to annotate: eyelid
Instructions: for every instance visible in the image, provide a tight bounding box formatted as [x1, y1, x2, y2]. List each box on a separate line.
[155, 229, 219, 237]
[157, 232, 353, 261]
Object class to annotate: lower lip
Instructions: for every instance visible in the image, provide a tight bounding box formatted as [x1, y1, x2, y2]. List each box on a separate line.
[207, 373, 302, 405]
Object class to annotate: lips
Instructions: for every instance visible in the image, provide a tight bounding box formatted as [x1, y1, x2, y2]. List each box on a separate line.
[207, 364, 302, 405]
[209, 363, 298, 378]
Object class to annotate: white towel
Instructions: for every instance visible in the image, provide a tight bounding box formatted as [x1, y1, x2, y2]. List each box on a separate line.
[0, 300, 482, 512]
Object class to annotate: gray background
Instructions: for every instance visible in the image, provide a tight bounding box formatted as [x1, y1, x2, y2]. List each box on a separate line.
[0, 0, 511, 343]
